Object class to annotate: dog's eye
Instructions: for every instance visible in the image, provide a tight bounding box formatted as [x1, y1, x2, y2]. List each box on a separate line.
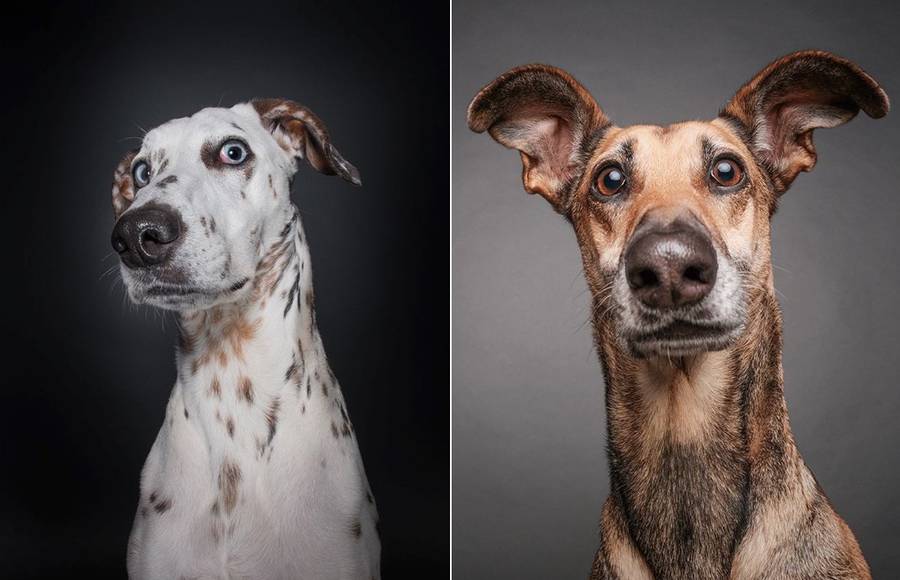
[132, 161, 151, 188]
[710, 158, 743, 188]
[219, 140, 249, 165]
[594, 166, 627, 198]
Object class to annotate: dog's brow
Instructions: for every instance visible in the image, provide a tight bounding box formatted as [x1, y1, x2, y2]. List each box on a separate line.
[229, 122, 246, 133]
[701, 136, 742, 168]
[599, 138, 635, 166]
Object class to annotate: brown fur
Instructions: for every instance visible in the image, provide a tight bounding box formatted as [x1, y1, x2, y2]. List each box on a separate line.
[112, 149, 138, 218]
[468, 51, 887, 579]
[251, 98, 362, 185]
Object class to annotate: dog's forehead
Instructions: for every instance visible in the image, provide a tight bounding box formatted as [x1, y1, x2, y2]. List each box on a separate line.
[597, 121, 749, 165]
[141, 103, 266, 152]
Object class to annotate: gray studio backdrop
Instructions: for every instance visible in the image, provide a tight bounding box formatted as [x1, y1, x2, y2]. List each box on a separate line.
[453, 0, 900, 577]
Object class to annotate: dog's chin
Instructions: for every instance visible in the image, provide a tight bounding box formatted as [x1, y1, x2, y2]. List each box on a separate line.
[626, 320, 744, 359]
[126, 277, 251, 312]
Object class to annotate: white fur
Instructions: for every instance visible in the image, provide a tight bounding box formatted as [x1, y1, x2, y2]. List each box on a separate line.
[117, 104, 380, 579]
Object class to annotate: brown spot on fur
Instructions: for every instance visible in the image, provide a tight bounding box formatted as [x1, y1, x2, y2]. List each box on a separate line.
[209, 375, 221, 398]
[224, 316, 260, 362]
[239, 376, 254, 404]
[265, 397, 280, 444]
[225, 417, 235, 438]
[351, 519, 362, 538]
[218, 461, 241, 514]
[331, 421, 339, 438]
[154, 497, 172, 513]
[285, 361, 300, 383]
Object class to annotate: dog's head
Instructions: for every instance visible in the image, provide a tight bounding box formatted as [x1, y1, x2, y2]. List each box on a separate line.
[468, 51, 888, 358]
[110, 99, 360, 311]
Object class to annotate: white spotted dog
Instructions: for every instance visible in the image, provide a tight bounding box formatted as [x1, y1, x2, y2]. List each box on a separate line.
[111, 99, 379, 580]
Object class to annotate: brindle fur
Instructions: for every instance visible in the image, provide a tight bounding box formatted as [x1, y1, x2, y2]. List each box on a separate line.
[468, 51, 887, 579]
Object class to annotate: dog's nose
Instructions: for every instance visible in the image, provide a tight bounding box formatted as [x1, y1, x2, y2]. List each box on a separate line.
[111, 204, 183, 269]
[624, 213, 718, 309]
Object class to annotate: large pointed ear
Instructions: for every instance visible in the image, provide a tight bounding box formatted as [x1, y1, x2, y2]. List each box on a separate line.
[467, 64, 611, 211]
[112, 149, 138, 218]
[721, 50, 889, 194]
[251, 98, 361, 186]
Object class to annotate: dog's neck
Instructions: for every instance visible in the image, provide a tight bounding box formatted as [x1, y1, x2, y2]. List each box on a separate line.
[174, 206, 351, 464]
[593, 272, 802, 577]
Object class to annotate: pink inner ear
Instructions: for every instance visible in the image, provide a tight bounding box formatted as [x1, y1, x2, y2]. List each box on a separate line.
[763, 98, 857, 172]
[533, 116, 575, 176]
[493, 114, 576, 177]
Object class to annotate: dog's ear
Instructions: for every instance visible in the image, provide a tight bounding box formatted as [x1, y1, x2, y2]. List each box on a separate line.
[252, 99, 361, 186]
[112, 149, 138, 218]
[467, 64, 610, 211]
[721, 50, 889, 194]
[468, 64, 610, 211]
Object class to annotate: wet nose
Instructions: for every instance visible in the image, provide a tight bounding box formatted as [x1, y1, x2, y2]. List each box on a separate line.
[111, 204, 183, 269]
[623, 213, 718, 309]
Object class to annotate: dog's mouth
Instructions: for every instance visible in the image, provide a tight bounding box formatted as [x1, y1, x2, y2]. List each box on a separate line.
[628, 319, 743, 357]
[129, 277, 250, 310]
[144, 278, 249, 297]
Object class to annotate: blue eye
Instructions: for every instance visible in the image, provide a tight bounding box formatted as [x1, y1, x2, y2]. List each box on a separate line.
[132, 161, 151, 188]
[595, 166, 627, 198]
[219, 140, 249, 165]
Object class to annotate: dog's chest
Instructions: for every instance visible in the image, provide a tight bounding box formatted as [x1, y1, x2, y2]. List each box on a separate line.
[129, 348, 376, 579]
[618, 439, 747, 580]
[608, 356, 748, 580]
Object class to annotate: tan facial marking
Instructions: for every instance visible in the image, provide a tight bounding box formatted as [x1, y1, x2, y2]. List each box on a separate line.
[577, 121, 770, 273]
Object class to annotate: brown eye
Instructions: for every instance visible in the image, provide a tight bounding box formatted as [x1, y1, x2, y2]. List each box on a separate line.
[595, 166, 627, 198]
[710, 158, 743, 187]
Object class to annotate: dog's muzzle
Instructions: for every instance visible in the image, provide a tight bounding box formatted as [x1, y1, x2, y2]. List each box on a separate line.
[617, 209, 743, 357]
[112, 203, 184, 269]
[624, 212, 718, 310]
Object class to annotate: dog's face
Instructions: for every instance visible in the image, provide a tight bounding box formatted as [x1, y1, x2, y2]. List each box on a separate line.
[468, 51, 888, 358]
[111, 99, 360, 311]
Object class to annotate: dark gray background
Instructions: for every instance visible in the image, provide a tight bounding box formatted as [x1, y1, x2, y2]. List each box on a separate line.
[453, 0, 900, 577]
[1, 2, 447, 578]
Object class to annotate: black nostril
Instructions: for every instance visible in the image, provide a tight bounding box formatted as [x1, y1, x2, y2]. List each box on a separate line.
[682, 265, 705, 283]
[142, 224, 178, 246]
[633, 268, 660, 290]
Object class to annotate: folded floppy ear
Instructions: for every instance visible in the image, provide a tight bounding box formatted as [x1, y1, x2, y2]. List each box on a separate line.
[252, 98, 361, 186]
[721, 50, 889, 194]
[467, 64, 610, 211]
[112, 149, 138, 218]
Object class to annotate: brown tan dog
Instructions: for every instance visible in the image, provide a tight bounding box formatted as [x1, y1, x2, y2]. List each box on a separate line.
[467, 51, 888, 579]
